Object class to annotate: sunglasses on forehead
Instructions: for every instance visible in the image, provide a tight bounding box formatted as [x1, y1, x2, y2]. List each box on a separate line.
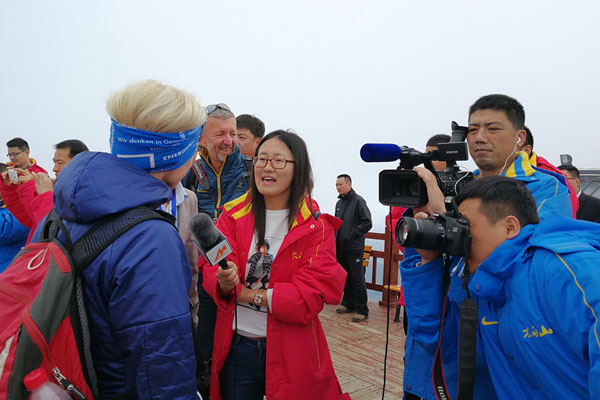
[205, 103, 232, 115]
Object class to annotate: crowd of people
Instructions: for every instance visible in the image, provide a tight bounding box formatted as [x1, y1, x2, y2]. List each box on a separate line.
[1, 84, 600, 400]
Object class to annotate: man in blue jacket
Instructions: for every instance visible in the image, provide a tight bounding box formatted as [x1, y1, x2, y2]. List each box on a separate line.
[401, 176, 600, 399]
[401, 94, 573, 399]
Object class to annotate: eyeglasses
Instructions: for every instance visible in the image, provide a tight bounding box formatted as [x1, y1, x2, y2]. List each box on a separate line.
[205, 103, 232, 116]
[7, 150, 24, 158]
[252, 156, 295, 169]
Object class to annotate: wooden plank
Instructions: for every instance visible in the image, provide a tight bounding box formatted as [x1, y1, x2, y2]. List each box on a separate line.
[320, 300, 406, 399]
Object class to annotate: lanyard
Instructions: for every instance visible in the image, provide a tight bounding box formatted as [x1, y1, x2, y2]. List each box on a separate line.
[171, 189, 177, 220]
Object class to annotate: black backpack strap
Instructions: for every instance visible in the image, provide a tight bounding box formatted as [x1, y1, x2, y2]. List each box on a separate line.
[41, 209, 73, 250]
[70, 206, 175, 270]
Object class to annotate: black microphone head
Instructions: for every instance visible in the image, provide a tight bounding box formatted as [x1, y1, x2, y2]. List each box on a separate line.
[189, 213, 221, 247]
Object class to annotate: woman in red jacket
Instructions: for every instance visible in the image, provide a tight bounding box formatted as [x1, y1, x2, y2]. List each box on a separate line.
[202, 130, 350, 400]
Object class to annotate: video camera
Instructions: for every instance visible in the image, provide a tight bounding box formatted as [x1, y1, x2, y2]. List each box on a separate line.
[360, 121, 473, 208]
[395, 199, 471, 257]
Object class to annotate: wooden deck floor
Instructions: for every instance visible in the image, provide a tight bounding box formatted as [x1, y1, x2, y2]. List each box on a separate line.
[320, 299, 406, 399]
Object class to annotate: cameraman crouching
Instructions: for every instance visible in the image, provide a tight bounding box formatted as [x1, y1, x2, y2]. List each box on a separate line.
[401, 175, 600, 399]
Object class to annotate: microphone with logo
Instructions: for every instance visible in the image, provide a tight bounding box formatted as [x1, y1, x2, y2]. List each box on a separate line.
[189, 213, 233, 270]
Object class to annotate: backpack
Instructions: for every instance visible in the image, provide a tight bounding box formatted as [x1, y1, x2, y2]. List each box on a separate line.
[0, 206, 174, 400]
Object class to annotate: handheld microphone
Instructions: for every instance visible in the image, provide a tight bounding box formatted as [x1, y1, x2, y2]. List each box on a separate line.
[360, 143, 406, 162]
[189, 213, 233, 270]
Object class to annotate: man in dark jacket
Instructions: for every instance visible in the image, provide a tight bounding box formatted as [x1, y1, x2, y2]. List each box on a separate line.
[559, 164, 600, 223]
[335, 174, 372, 322]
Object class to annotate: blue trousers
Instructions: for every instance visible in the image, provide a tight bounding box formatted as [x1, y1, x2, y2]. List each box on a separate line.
[220, 334, 266, 400]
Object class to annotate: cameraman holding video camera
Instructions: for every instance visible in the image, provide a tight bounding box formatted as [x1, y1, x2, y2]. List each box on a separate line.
[399, 94, 573, 399]
[401, 175, 600, 399]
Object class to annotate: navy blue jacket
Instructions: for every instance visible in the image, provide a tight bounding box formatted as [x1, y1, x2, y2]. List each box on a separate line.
[33, 152, 197, 399]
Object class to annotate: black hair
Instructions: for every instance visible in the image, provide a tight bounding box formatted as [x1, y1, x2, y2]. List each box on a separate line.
[523, 126, 534, 149]
[54, 139, 89, 158]
[426, 134, 451, 148]
[249, 130, 314, 247]
[236, 114, 265, 140]
[337, 174, 352, 183]
[455, 176, 539, 226]
[558, 164, 580, 179]
[468, 94, 526, 130]
[6, 137, 29, 151]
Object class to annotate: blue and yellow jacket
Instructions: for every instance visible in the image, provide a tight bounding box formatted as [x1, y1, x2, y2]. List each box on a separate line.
[183, 145, 249, 219]
[403, 217, 600, 398]
[401, 152, 573, 399]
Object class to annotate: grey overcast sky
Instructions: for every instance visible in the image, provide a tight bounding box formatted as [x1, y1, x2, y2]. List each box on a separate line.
[2, 0, 599, 231]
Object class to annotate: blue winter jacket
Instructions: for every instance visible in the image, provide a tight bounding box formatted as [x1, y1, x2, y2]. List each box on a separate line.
[183, 145, 249, 219]
[403, 217, 600, 399]
[0, 204, 29, 272]
[32, 152, 197, 399]
[401, 152, 572, 399]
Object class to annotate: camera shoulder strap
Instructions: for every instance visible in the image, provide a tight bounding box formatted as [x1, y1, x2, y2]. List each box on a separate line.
[432, 256, 478, 400]
[432, 255, 452, 400]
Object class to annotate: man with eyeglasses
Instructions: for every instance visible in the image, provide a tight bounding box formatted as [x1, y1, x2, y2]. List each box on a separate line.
[334, 174, 372, 323]
[5, 137, 46, 173]
[183, 103, 250, 398]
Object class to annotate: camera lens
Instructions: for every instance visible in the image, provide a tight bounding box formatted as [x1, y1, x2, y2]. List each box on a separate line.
[395, 217, 445, 250]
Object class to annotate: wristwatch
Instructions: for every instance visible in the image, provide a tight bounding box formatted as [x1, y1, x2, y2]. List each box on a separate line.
[253, 289, 264, 306]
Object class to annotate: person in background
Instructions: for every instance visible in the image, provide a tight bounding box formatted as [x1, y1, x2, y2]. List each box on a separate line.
[0, 163, 29, 273]
[31, 80, 204, 399]
[0, 139, 89, 244]
[183, 103, 250, 394]
[203, 130, 349, 400]
[335, 174, 372, 322]
[558, 164, 600, 223]
[520, 126, 579, 217]
[236, 114, 265, 157]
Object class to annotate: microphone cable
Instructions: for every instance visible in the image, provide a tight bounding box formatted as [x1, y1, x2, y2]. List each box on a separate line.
[381, 207, 394, 399]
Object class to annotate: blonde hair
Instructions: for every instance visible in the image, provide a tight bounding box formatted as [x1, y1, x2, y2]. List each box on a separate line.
[106, 80, 205, 133]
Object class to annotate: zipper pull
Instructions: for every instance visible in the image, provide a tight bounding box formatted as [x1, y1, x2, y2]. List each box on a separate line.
[52, 367, 88, 400]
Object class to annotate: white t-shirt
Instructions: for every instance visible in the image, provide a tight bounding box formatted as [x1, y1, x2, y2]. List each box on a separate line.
[235, 209, 289, 337]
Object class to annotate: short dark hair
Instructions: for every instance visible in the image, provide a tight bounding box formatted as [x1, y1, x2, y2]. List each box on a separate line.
[469, 94, 526, 130]
[523, 126, 534, 149]
[455, 176, 539, 226]
[558, 164, 580, 179]
[250, 130, 314, 247]
[6, 137, 29, 151]
[337, 174, 352, 183]
[0, 163, 8, 173]
[54, 139, 89, 158]
[426, 134, 451, 148]
[236, 114, 265, 139]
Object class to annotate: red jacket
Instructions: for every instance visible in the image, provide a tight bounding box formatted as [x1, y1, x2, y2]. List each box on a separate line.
[0, 159, 48, 228]
[530, 153, 578, 218]
[202, 193, 350, 400]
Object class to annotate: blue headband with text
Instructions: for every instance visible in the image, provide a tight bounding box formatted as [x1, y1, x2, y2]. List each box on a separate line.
[110, 119, 202, 172]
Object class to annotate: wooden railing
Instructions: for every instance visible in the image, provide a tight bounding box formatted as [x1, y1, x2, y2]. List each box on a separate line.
[364, 226, 404, 307]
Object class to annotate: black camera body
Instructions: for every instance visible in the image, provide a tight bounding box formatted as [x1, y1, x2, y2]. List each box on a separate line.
[362, 122, 473, 208]
[395, 201, 471, 257]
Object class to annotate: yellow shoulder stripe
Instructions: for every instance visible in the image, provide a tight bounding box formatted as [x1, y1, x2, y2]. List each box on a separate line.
[554, 252, 600, 350]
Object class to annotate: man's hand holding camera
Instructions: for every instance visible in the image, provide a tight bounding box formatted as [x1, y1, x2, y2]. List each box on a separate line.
[411, 167, 446, 265]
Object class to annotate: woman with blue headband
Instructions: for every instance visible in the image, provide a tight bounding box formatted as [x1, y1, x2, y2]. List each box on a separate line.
[37, 80, 205, 399]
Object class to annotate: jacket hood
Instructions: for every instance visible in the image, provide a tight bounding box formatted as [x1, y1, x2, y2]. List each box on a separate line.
[472, 216, 600, 304]
[53, 152, 172, 223]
